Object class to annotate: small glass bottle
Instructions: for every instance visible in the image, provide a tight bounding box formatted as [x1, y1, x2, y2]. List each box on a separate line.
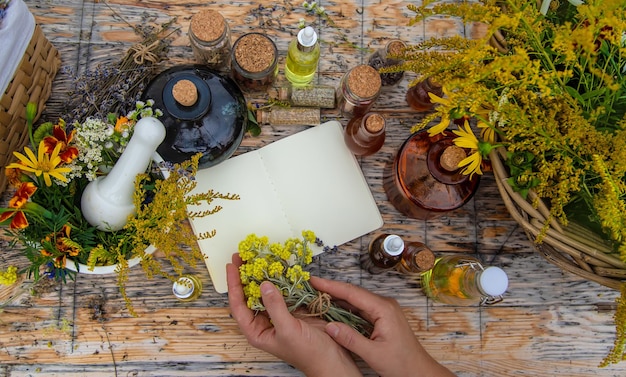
[421, 255, 508, 306]
[231, 33, 278, 92]
[189, 10, 232, 71]
[277, 85, 336, 108]
[396, 241, 436, 274]
[173, 274, 203, 302]
[367, 39, 406, 86]
[337, 65, 382, 118]
[383, 129, 480, 220]
[343, 112, 386, 156]
[256, 107, 321, 126]
[406, 77, 443, 112]
[285, 26, 320, 86]
[360, 234, 405, 274]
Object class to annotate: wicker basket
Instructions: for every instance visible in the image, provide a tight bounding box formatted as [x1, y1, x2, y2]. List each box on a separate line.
[489, 148, 626, 290]
[0, 24, 60, 195]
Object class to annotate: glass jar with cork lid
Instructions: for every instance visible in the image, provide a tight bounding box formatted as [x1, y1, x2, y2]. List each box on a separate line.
[383, 129, 480, 220]
[343, 112, 386, 156]
[189, 10, 232, 71]
[231, 33, 278, 92]
[336, 65, 382, 118]
[367, 39, 407, 87]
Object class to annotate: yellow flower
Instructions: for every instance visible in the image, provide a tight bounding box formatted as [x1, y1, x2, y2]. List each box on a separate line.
[7, 141, 71, 187]
[452, 121, 483, 179]
[428, 113, 451, 137]
[0, 265, 18, 285]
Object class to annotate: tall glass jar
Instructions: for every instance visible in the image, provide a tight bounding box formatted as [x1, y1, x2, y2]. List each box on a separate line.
[336, 65, 382, 118]
[406, 77, 443, 112]
[383, 130, 480, 220]
[343, 112, 386, 156]
[231, 33, 278, 92]
[189, 10, 232, 71]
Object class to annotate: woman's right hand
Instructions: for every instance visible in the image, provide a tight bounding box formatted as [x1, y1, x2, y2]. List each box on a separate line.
[310, 276, 456, 377]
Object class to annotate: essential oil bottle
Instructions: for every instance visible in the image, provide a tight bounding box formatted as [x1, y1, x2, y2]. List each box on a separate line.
[343, 112, 386, 156]
[173, 274, 203, 302]
[421, 255, 508, 305]
[361, 234, 405, 274]
[396, 241, 436, 274]
[285, 26, 320, 86]
[406, 76, 443, 112]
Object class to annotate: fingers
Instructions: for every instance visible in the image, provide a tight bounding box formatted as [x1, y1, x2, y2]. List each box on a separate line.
[309, 276, 388, 323]
[325, 321, 373, 359]
[259, 281, 296, 330]
[226, 260, 254, 326]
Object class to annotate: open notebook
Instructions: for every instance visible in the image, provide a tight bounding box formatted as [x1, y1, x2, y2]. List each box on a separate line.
[187, 121, 383, 293]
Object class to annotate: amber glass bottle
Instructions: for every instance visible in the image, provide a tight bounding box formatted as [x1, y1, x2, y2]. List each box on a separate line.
[360, 234, 405, 274]
[383, 130, 480, 220]
[343, 112, 386, 156]
[406, 77, 443, 112]
[396, 242, 436, 274]
[336, 65, 382, 118]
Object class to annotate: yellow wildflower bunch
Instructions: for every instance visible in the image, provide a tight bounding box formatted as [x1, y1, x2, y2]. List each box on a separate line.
[238, 231, 371, 335]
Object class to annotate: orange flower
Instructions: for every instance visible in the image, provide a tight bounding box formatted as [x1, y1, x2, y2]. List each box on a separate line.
[40, 224, 81, 267]
[0, 182, 37, 229]
[115, 116, 132, 133]
[4, 167, 24, 187]
[43, 124, 79, 163]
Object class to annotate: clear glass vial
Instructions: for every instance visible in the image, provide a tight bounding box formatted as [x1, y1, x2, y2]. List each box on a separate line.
[231, 32, 278, 92]
[277, 85, 336, 108]
[336, 65, 382, 118]
[256, 107, 321, 126]
[189, 10, 232, 71]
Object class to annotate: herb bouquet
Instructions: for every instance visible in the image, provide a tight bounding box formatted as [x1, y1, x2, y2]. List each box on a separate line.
[238, 231, 372, 336]
[391, 0, 626, 365]
[0, 101, 239, 315]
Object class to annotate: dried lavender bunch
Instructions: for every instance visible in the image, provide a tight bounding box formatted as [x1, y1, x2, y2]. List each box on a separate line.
[62, 10, 178, 123]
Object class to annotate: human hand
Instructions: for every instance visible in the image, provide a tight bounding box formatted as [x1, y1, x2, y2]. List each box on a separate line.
[311, 277, 456, 377]
[226, 254, 362, 377]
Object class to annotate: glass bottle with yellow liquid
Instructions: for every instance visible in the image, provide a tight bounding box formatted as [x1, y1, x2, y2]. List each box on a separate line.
[285, 26, 320, 86]
[421, 255, 508, 305]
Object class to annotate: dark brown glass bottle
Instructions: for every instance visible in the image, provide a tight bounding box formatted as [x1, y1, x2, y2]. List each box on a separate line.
[396, 241, 436, 274]
[383, 130, 480, 220]
[360, 234, 404, 274]
[343, 112, 386, 156]
[406, 77, 443, 112]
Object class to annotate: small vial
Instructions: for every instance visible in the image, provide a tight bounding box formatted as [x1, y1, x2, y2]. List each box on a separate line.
[285, 26, 320, 86]
[367, 39, 406, 86]
[360, 234, 405, 274]
[337, 65, 382, 118]
[421, 255, 508, 306]
[231, 33, 278, 92]
[173, 275, 203, 302]
[396, 242, 436, 274]
[277, 85, 336, 108]
[406, 77, 443, 112]
[343, 112, 386, 156]
[256, 107, 321, 126]
[189, 10, 232, 71]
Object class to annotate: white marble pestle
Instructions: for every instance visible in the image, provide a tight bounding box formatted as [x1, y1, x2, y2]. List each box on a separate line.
[81, 117, 166, 231]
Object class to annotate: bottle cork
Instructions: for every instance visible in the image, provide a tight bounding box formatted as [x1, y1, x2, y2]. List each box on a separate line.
[172, 79, 198, 107]
[440, 145, 466, 171]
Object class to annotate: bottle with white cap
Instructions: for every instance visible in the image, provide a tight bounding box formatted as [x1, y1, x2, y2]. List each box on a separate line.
[361, 234, 405, 274]
[421, 255, 508, 305]
[173, 275, 203, 302]
[285, 26, 320, 86]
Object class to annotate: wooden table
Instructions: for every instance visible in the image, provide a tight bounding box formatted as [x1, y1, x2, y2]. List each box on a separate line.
[1, 1, 625, 376]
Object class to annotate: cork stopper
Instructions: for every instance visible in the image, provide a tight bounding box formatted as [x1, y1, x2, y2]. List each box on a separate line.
[172, 79, 198, 107]
[234, 33, 276, 73]
[347, 65, 382, 98]
[365, 113, 385, 133]
[440, 145, 466, 171]
[256, 109, 269, 124]
[413, 248, 435, 271]
[190, 10, 226, 42]
[386, 40, 406, 56]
